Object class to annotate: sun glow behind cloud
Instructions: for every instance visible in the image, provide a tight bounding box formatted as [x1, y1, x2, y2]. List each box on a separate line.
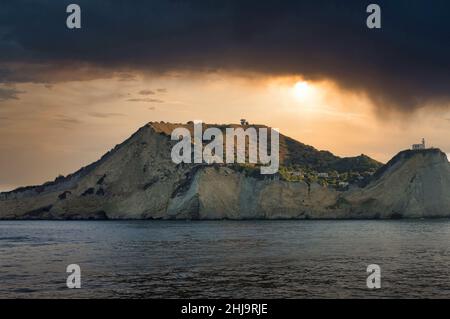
[293, 81, 313, 101]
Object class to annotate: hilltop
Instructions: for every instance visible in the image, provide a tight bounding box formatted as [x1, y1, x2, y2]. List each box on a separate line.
[150, 121, 382, 174]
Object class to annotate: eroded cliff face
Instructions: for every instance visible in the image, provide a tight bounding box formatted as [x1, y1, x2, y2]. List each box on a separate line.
[0, 123, 188, 219]
[167, 167, 341, 219]
[342, 149, 450, 219]
[1, 123, 449, 219]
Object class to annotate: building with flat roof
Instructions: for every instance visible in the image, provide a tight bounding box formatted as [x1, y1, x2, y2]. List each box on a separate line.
[412, 138, 426, 150]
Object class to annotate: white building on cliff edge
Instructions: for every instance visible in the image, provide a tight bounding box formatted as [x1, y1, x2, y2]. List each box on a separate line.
[412, 138, 426, 150]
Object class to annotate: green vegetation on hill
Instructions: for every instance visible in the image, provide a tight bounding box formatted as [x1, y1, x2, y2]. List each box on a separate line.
[278, 165, 376, 189]
[280, 136, 382, 173]
[273, 134, 382, 189]
[201, 125, 383, 190]
[153, 122, 383, 177]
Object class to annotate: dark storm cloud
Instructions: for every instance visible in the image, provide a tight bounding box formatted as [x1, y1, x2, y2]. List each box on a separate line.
[0, 0, 449, 112]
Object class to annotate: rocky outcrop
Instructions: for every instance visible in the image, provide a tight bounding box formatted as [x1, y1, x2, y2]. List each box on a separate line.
[1, 122, 449, 219]
[168, 166, 341, 219]
[342, 149, 450, 218]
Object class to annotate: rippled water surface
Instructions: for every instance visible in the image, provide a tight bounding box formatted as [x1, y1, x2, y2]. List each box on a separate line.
[1, 220, 450, 298]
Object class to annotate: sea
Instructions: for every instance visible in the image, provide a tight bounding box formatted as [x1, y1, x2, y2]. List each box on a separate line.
[1, 220, 450, 298]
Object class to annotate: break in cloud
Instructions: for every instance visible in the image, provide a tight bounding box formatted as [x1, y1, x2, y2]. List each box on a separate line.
[0, 0, 449, 112]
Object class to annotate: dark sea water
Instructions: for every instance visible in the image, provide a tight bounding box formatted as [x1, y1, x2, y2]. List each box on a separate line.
[1, 220, 450, 299]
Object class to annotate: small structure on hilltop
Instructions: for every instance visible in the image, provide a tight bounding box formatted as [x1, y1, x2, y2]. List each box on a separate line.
[240, 119, 249, 126]
[412, 138, 426, 150]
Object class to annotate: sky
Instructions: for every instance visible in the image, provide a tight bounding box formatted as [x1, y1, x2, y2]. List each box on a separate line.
[0, 0, 450, 191]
